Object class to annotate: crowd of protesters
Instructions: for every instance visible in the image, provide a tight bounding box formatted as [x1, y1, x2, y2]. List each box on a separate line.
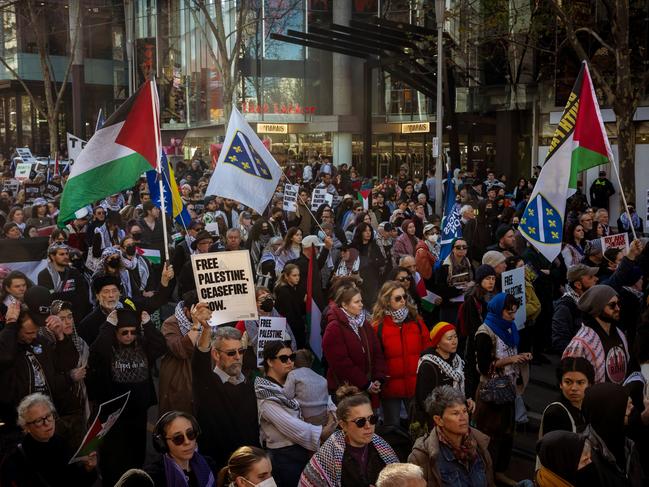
[0, 152, 647, 487]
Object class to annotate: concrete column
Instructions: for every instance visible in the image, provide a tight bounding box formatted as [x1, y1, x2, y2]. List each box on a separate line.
[331, 0, 352, 166]
[69, 0, 84, 139]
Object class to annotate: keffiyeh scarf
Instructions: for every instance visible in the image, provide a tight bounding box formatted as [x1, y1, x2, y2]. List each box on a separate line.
[418, 353, 465, 392]
[254, 376, 300, 411]
[341, 308, 365, 337]
[175, 301, 194, 336]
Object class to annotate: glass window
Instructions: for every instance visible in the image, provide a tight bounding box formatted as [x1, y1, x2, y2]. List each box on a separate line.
[21, 96, 32, 149]
[7, 97, 16, 148]
[263, 0, 305, 60]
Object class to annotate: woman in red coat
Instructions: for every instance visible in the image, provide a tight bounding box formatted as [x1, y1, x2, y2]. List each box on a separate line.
[371, 280, 432, 431]
[322, 286, 387, 408]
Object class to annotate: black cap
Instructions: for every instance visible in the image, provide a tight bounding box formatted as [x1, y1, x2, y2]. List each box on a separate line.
[191, 230, 215, 250]
[92, 275, 121, 295]
[24, 286, 54, 327]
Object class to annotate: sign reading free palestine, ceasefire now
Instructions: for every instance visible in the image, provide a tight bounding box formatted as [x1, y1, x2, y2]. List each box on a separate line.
[191, 250, 258, 327]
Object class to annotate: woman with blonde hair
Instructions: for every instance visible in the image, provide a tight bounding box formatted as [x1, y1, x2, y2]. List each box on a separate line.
[372, 281, 431, 432]
[217, 446, 275, 487]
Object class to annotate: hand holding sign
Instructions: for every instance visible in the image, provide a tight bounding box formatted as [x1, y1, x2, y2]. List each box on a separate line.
[191, 302, 212, 325]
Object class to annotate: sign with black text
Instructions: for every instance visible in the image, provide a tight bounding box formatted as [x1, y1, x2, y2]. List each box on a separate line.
[15, 147, 36, 163]
[14, 162, 32, 181]
[601, 232, 629, 253]
[67, 133, 87, 164]
[502, 267, 526, 330]
[191, 250, 257, 326]
[311, 188, 333, 211]
[283, 183, 299, 212]
[256, 316, 289, 367]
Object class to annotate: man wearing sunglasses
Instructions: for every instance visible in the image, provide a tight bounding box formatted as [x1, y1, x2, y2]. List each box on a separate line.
[192, 302, 260, 469]
[563, 284, 630, 385]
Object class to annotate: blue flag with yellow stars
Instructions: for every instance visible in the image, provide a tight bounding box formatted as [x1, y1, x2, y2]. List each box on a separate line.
[146, 150, 191, 228]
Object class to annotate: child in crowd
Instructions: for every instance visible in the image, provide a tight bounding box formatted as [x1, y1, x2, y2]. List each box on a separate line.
[283, 349, 330, 426]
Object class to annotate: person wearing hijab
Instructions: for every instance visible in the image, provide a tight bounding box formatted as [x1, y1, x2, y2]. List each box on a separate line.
[473, 292, 532, 487]
[536, 431, 590, 487]
[581, 383, 642, 486]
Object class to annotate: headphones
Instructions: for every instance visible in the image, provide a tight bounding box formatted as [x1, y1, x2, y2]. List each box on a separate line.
[152, 411, 201, 454]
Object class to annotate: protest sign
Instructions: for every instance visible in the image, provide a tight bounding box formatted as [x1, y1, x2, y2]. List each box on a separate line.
[2, 179, 19, 195]
[23, 182, 43, 203]
[601, 232, 629, 253]
[191, 250, 258, 326]
[14, 162, 32, 181]
[15, 147, 36, 163]
[311, 188, 333, 211]
[67, 133, 87, 164]
[69, 391, 130, 463]
[43, 181, 63, 199]
[283, 183, 299, 212]
[502, 267, 526, 330]
[256, 316, 289, 366]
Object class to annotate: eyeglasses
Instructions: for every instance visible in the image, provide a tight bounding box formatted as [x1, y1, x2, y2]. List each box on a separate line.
[607, 300, 620, 309]
[120, 329, 138, 336]
[26, 412, 55, 427]
[453, 245, 468, 250]
[218, 348, 245, 357]
[275, 353, 296, 363]
[349, 414, 379, 428]
[166, 428, 198, 446]
[392, 294, 405, 302]
[398, 276, 411, 282]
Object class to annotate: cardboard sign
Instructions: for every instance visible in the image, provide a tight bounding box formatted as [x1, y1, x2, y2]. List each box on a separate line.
[601, 232, 629, 253]
[14, 162, 32, 181]
[502, 267, 526, 330]
[191, 250, 258, 326]
[311, 188, 333, 211]
[256, 316, 289, 367]
[15, 147, 36, 163]
[283, 183, 299, 212]
[67, 133, 87, 163]
[23, 182, 43, 203]
[69, 391, 130, 463]
[2, 179, 20, 195]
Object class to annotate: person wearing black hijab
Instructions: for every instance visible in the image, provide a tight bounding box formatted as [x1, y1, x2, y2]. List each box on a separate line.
[582, 383, 642, 487]
[536, 430, 586, 487]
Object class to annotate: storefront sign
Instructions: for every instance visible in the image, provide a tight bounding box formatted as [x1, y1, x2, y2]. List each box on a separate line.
[242, 101, 316, 115]
[401, 122, 430, 134]
[257, 123, 288, 134]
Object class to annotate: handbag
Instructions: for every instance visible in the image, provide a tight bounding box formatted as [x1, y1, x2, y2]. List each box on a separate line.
[478, 367, 516, 405]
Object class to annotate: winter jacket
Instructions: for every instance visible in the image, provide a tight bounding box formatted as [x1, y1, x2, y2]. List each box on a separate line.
[372, 314, 431, 398]
[392, 233, 417, 264]
[158, 315, 194, 415]
[408, 426, 495, 487]
[415, 240, 437, 281]
[322, 305, 387, 394]
[551, 294, 582, 353]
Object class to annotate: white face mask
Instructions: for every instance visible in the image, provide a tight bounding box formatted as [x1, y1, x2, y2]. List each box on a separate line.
[427, 234, 439, 243]
[244, 478, 277, 487]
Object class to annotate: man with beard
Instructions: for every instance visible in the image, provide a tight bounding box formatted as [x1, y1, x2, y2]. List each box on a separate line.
[192, 304, 260, 469]
[563, 285, 629, 384]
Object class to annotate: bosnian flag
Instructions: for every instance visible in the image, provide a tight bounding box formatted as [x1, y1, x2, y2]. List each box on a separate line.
[357, 189, 371, 210]
[306, 250, 323, 359]
[519, 62, 612, 262]
[58, 79, 161, 225]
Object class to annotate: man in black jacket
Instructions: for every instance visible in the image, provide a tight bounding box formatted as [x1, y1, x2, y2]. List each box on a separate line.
[287, 235, 333, 312]
[552, 264, 599, 353]
[589, 171, 615, 210]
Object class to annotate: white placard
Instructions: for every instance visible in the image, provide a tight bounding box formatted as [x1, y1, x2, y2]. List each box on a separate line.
[3, 179, 19, 194]
[311, 187, 328, 211]
[67, 133, 87, 164]
[190, 250, 258, 327]
[14, 162, 32, 181]
[501, 267, 526, 330]
[432, 136, 440, 158]
[283, 183, 299, 212]
[256, 316, 289, 367]
[601, 232, 630, 253]
[15, 147, 36, 163]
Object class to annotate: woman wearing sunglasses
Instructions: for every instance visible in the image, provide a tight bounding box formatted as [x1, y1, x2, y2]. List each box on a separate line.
[300, 385, 398, 486]
[371, 281, 431, 433]
[86, 307, 167, 486]
[146, 411, 218, 487]
[255, 341, 337, 487]
[434, 237, 474, 323]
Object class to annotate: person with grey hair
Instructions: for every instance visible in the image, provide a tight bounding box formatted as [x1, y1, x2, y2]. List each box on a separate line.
[408, 385, 495, 487]
[377, 463, 426, 487]
[191, 303, 260, 469]
[222, 227, 243, 251]
[0, 393, 97, 486]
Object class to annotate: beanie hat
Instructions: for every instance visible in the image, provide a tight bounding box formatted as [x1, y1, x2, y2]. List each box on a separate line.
[92, 275, 121, 295]
[475, 264, 497, 283]
[430, 322, 455, 348]
[495, 224, 513, 241]
[482, 250, 506, 268]
[577, 284, 618, 316]
[115, 309, 140, 329]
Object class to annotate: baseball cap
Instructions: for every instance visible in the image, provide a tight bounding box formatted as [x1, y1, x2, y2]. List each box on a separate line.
[423, 223, 436, 235]
[302, 235, 324, 248]
[567, 264, 599, 282]
[74, 207, 90, 220]
[24, 286, 54, 327]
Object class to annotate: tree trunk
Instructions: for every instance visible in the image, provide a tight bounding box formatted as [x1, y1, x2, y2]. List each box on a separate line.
[615, 109, 636, 207]
[48, 117, 58, 157]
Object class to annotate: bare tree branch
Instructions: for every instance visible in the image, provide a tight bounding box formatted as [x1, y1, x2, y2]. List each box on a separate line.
[574, 27, 615, 53]
[0, 56, 46, 117]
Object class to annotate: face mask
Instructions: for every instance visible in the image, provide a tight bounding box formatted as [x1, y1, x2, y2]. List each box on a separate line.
[131, 232, 142, 241]
[125, 245, 137, 257]
[427, 234, 438, 243]
[244, 478, 277, 487]
[260, 297, 274, 312]
[106, 258, 121, 269]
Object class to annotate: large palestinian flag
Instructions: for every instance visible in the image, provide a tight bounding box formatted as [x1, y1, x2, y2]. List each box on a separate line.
[58, 80, 161, 225]
[519, 62, 612, 262]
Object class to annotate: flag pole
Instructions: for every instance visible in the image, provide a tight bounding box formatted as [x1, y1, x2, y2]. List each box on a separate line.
[609, 158, 637, 241]
[280, 169, 326, 234]
[150, 78, 170, 263]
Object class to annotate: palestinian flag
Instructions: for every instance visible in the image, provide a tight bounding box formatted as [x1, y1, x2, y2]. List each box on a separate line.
[58, 80, 161, 225]
[357, 189, 371, 210]
[137, 247, 161, 265]
[519, 62, 612, 262]
[306, 251, 323, 359]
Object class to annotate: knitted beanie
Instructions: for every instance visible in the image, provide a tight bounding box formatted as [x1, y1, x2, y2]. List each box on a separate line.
[577, 284, 618, 316]
[430, 322, 456, 348]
